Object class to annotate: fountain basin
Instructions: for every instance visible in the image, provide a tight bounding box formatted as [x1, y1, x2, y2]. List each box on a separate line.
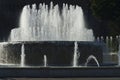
[0, 41, 104, 66]
[0, 67, 120, 78]
[0, 41, 118, 78]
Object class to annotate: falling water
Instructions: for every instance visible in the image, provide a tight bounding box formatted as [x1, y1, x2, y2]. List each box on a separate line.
[100, 36, 104, 42]
[118, 45, 120, 65]
[106, 36, 109, 46]
[0, 43, 7, 64]
[9, 2, 94, 41]
[73, 42, 80, 67]
[116, 36, 119, 39]
[110, 36, 113, 46]
[110, 36, 113, 52]
[85, 55, 100, 67]
[96, 37, 100, 42]
[44, 55, 47, 67]
[21, 44, 25, 67]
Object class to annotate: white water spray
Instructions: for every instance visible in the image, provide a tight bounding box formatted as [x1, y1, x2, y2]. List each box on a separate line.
[85, 55, 100, 67]
[9, 2, 94, 41]
[21, 44, 25, 67]
[0, 2, 95, 67]
[73, 42, 80, 67]
[44, 55, 47, 67]
[118, 44, 120, 65]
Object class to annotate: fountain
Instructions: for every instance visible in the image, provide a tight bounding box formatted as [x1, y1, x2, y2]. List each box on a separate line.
[43, 55, 47, 67]
[110, 36, 113, 50]
[20, 43, 25, 67]
[0, 2, 105, 67]
[9, 2, 94, 41]
[118, 44, 120, 65]
[0, 2, 119, 78]
[73, 42, 80, 67]
[85, 55, 100, 67]
[96, 37, 100, 42]
[106, 36, 109, 45]
[100, 36, 104, 42]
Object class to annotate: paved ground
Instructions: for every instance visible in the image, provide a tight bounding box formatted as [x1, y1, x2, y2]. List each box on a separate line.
[0, 78, 120, 80]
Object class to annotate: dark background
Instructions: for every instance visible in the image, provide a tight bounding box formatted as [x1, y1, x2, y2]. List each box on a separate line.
[0, 0, 120, 41]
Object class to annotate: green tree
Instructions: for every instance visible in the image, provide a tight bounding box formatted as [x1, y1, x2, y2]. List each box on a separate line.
[90, 0, 120, 35]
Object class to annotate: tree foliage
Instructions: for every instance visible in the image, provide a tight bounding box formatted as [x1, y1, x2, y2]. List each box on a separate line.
[90, 0, 120, 21]
[90, 0, 120, 35]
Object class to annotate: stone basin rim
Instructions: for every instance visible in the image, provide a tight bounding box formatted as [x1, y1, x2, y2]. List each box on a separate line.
[0, 41, 98, 44]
